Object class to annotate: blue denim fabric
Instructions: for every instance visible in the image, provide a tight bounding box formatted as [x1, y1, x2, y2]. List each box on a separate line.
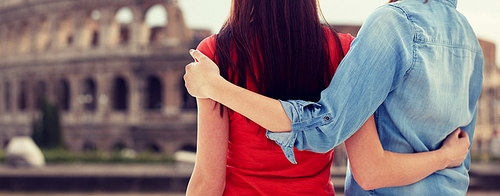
[266, 0, 484, 195]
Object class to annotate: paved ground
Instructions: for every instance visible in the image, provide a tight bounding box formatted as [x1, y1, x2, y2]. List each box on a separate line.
[0, 162, 498, 195]
[0, 163, 194, 177]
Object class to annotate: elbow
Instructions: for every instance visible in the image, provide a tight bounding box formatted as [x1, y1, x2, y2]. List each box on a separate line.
[356, 177, 379, 191]
[354, 175, 379, 191]
[350, 168, 380, 191]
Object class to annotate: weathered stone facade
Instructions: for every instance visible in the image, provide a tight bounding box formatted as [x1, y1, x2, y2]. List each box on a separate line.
[0, 0, 202, 154]
[0, 0, 497, 158]
[474, 39, 498, 156]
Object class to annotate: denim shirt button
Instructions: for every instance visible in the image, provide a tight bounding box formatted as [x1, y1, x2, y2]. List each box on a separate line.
[324, 116, 331, 121]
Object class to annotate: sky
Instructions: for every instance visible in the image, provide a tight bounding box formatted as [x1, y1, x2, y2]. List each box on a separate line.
[177, 0, 500, 66]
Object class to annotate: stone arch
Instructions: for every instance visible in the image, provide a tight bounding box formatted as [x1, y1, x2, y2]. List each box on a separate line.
[144, 4, 168, 44]
[112, 141, 127, 152]
[82, 78, 97, 111]
[37, 16, 51, 51]
[34, 81, 47, 110]
[145, 142, 161, 153]
[55, 79, 70, 111]
[112, 7, 134, 46]
[145, 75, 162, 110]
[81, 9, 102, 49]
[4, 82, 10, 111]
[57, 14, 74, 49]
[179, 144, 196, 152]
[180, 77, 196, 110]
[19, 21, 30, 54]
[82, 140, 97, 152]
[112, 76, 128, 111]
[18, 81, 28, 111]
[3, 138, 9, 148]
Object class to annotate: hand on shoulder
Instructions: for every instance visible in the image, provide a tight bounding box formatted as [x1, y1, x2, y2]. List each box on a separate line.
[184, 49, 222, 99]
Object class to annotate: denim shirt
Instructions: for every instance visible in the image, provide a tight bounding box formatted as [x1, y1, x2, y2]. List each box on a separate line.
[266, 0, 483, 195]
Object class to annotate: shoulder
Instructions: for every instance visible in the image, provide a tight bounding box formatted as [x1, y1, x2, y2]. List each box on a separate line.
[366, 4, 411, 27]
[356, 4, 414, 48]
[373, 3, 409, 17]
[337, 33, 355, 55]
[196, 34, 217, 61]
[324, 28, 355, 56]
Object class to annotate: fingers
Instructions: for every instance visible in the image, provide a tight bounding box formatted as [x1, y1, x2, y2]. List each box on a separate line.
[454, 128, 470, 147]
[189, 49, 209, 62]
[459, 130, 471, 147]
[458, 130, 468, 139]
[185, 62, 193, 74]
[447, 128, 466, 141]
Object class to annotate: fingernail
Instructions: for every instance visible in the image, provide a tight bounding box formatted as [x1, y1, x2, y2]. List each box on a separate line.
[189, 49, 195, 54]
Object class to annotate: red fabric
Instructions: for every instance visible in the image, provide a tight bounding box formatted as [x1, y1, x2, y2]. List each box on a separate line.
[196, 30, 354, 196]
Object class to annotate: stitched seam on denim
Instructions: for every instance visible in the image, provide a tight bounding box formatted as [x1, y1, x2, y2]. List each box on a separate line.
[291, 114, 333, 134]
[392, 2, 478, 53]
[414, 42, 482, 54]
[387, 4, 416, 91]
[303, 113, 333, 129]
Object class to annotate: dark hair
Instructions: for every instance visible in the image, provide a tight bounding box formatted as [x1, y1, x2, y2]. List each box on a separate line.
[213, 0, 343, 115]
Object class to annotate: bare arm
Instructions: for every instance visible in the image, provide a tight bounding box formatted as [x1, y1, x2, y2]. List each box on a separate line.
[186, 98, 229, 196]
[184, 50, 470, 189]
[345, 115, 470, 190]
[185, 49, 291, 132]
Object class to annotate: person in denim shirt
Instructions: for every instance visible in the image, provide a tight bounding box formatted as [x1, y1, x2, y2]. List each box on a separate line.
[184, 0, 483, 195]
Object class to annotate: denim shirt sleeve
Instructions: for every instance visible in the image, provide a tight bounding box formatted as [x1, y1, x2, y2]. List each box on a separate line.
[266, 5, 415, 164]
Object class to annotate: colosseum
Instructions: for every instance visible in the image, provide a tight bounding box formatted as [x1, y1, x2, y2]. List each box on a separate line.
[0, 0, 209, 154]
[0, 0, 498, 158]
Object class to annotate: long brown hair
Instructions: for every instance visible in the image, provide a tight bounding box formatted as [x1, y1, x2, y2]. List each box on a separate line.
[213, 0, 343, 112]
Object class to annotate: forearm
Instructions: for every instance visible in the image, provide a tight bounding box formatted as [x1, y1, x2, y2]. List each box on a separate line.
[207, 76, 292, 132]
[345, 116, 448, 190]
[350, 149, 447, 190]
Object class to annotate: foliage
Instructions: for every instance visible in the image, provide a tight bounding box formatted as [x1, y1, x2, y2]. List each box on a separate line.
[24, 98, 176, 164]
[0, 148, 174, 164]
[41, 148, 174, 164]
[32, 98, 63, 149]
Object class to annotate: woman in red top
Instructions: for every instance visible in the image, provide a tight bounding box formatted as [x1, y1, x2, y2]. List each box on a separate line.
[186, 0, 469, 195]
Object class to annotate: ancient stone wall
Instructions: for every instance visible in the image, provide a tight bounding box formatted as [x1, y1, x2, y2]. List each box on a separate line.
[475, 39, 499, 157]
[0, 0, 199, 154]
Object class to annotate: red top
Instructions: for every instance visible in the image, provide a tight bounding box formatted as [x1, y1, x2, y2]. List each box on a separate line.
[196, 30, 354, 196]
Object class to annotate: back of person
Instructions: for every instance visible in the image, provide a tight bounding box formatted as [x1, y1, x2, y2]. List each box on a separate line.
[345, 0, 483, 195]
[196, 29, 353, 195]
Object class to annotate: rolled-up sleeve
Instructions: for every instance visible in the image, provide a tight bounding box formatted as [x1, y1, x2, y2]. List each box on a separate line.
[267, 5, 415, 163]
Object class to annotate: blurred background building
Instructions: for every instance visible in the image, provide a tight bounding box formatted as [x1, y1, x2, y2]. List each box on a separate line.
[0, 0, 212, 155]
[0, 0, 497, 161]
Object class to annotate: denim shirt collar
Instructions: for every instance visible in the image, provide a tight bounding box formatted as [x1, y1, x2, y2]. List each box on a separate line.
[406, 0, 457, 8]
[441, 0, 458, 8]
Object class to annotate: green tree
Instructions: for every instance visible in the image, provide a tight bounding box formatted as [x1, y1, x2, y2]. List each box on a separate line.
[32, 98, 63, 149]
